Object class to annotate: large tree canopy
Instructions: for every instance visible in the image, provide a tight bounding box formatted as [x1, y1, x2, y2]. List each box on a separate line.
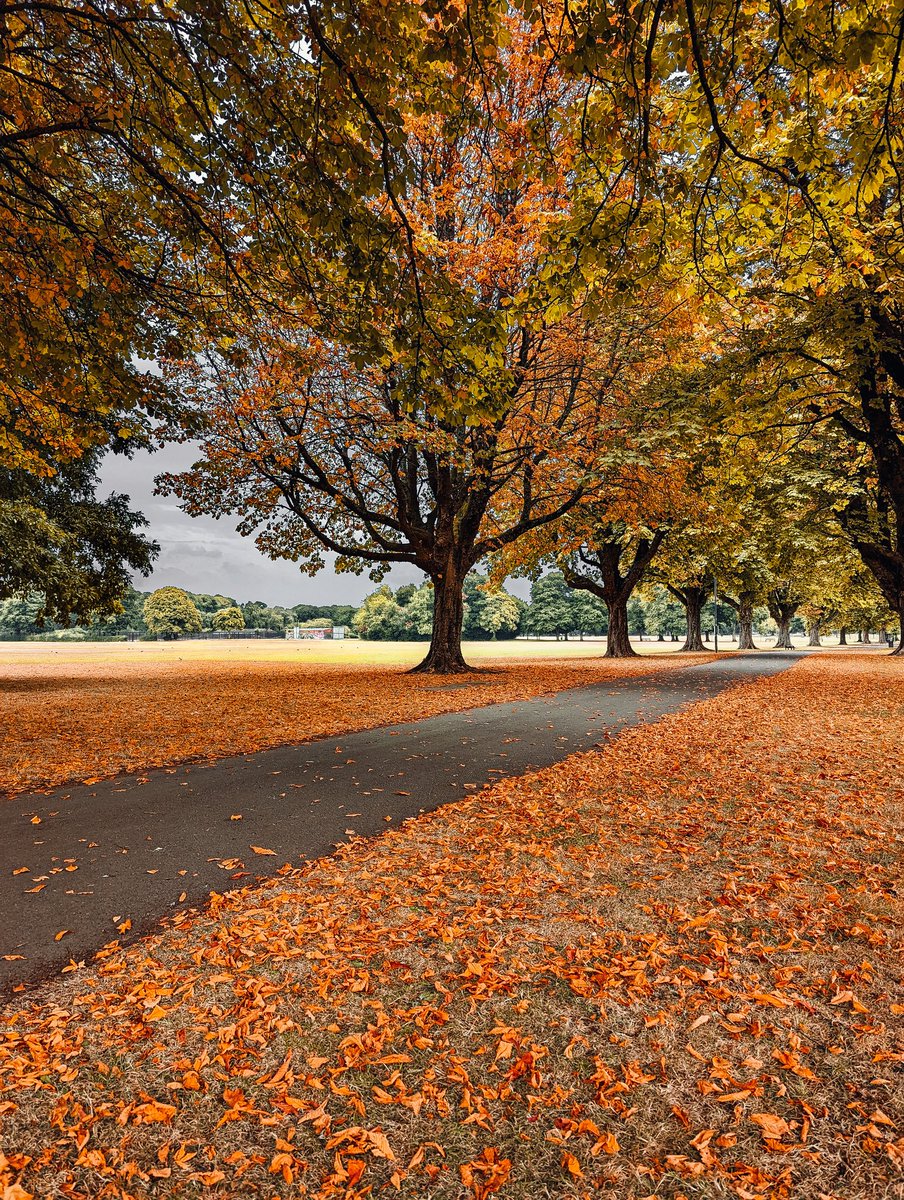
[6, 0, 903, 657]
[163, 21, 691, 670]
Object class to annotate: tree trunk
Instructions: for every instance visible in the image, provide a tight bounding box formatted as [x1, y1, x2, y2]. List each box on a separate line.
[411, 570, 470, 673]
[605, 597, 636, 657]
[768, 590, 799, 650]
[774, 617, 793, 649]
[861, 628, 871, 643]
[736, 595, 756, 650]
[680, 588, 706, 652]
[838, 626, 848, 646]
[891, 610, 904, 655]
[807, 620, 822, 647]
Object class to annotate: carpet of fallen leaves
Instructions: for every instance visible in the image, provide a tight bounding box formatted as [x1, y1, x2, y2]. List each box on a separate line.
[1, 652, 902, 1200]
[0, 642, 703, 798]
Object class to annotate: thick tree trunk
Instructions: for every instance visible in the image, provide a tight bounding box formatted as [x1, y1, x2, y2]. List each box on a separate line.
[891, 610, 904, 655]
[680, 588, 706, 652]
[605, 597, 636, 657]
[411, 569, 470, 673]
[838, 626, 848, 646]
[737, 601, 756, 650]
[726, 592, 757, 650]
[807, 620, 822, 647]
[768, 590, 799, 650]
[774, 617, 793, 649]
[861, 628, 871, 643]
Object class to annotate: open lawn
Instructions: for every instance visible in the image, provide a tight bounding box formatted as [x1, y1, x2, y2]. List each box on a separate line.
[0, 652, 901, 1199]
[0, 639, 714, 798]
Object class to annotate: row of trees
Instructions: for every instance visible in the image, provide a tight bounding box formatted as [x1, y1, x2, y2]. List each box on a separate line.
[2, 0, 902, 667]
[352, 572, 898, 647]
[7, 568, 895, 648]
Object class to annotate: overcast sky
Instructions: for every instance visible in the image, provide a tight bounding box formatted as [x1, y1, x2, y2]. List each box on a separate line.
[98, 444, 429, 606]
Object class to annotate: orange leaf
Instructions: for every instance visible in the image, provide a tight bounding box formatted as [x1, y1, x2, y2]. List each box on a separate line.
[561, 1151, 583, 1178]
[750, 1112, 791, 1140]
[367, 1129, 396, 1160]
[134, 1101, 177, 1124]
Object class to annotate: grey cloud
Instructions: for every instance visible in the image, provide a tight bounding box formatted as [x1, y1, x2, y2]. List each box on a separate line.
[98, 444, 425, 606]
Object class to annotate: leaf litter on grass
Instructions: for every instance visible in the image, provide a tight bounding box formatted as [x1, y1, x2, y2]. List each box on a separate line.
[0, 653, 902, 1199]
[0, 648, 704, 798]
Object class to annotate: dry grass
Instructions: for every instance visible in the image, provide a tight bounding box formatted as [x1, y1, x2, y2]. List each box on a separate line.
[0, 653, 902, 1200]
[0, 639, 709, 798]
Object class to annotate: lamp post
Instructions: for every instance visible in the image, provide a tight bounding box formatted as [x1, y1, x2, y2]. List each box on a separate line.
[713, 577, 719, 652]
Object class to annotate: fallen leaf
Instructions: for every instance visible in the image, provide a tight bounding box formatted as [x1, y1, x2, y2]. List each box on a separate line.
[750, 1112, 792, 1140]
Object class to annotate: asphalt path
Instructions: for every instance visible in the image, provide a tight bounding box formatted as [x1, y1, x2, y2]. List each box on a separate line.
[1, 652, 799, 993]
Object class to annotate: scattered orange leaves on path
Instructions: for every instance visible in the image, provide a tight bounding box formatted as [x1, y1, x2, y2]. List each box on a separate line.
[0, 642, 705, 798]
[1, 653, 902, 1199]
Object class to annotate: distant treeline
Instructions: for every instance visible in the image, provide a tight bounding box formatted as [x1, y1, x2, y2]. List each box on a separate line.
[0, 587, 357, 641]
[351, 575, 770, 641]
[0, 574, 783, 643]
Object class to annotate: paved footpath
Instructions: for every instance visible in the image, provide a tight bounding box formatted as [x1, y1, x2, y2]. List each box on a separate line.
[1, 653, 798, 993]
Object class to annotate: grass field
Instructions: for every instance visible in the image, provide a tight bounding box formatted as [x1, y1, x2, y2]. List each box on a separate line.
[0, 634, 702, 669]
[0, 638, 716, 798]
[1, 652, 901, 1199]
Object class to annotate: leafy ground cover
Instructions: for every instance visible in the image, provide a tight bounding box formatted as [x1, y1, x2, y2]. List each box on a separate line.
[0, 640, 702, 798]
[1, 653, 902, 1199]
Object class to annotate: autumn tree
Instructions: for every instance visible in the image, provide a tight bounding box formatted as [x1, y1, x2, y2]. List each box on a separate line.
[544, 0, 904, 650]
[163, 24, 686, 672]
[0, 0, 284, 614]
[559, 520, 668, 657]
[493, 382, 704, 657]
[0, 0, 265, 479]
[648, 534, 715, 652]
[2, 0, 505, 623]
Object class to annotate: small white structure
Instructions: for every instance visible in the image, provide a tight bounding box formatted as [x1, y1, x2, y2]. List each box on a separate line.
[286, 625, 345, 640]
